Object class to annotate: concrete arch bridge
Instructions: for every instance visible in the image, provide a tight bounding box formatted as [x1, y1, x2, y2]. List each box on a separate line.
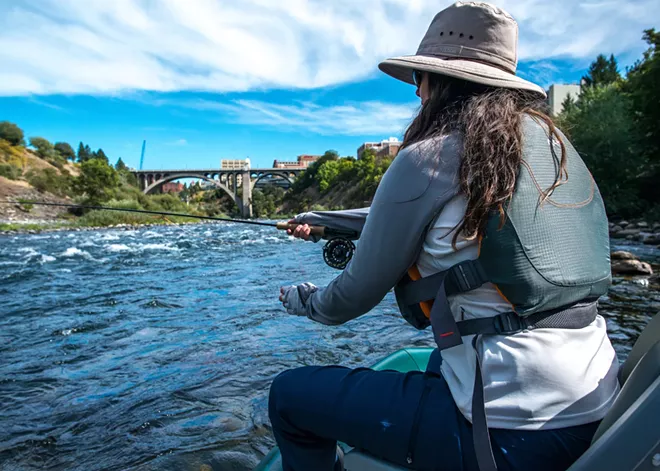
[131, 168, 304, 218]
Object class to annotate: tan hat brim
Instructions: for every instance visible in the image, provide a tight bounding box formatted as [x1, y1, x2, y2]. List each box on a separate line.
[378, 55, 546, 98]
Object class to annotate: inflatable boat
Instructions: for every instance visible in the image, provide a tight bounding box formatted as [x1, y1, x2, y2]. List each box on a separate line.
[255, 314, 660, 470]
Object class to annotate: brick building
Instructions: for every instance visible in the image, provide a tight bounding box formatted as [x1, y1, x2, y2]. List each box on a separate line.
[357, 137, 402, 159]
[273, 154, 320, 169]
[162, 182, 184, 193]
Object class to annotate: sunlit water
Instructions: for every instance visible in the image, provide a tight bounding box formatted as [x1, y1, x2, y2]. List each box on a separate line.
[0, 224, 658, 471]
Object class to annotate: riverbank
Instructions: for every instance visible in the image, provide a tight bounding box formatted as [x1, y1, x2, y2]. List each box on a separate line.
[0, 219, 207, 235]
[0, 213, 293, 236]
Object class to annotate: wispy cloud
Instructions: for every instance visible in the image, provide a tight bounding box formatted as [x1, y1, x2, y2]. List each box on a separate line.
[169, 138, 188, 146]
[155, 97, 418, 136]
[1, 0, 657, 96]
[24, 96, 68, 112]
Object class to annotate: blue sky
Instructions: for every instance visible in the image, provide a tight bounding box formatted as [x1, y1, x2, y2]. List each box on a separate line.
[1, 0, 658, 170]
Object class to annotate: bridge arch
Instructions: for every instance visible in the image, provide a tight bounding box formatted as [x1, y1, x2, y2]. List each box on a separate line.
[250, 171, 294, 189]
[143, 173, 238, 206]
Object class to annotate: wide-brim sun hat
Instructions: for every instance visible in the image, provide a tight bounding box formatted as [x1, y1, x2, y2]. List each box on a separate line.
[378, 1, 546, 98]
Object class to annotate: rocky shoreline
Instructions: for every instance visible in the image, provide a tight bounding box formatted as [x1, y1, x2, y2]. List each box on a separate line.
[609, 220, 660, 246]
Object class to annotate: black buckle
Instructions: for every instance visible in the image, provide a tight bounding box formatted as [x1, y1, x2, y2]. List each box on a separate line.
[448, 260, 487, 294]
[493, 313, 528, 335]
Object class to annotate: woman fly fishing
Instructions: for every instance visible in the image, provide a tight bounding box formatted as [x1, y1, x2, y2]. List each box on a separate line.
[272, 2, 619, 470]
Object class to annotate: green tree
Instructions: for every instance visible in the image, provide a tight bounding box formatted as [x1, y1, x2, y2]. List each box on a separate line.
[317, 160, 341, 192]
[77, 142, 93, 162]
[54, 142, 76, 161]
[560, 94, 578, 115]
[29, 136, 56, 159]
[289, 150, 340, 193]
[115, 157, 127, 171]
[0, 121, 25, 146]
[558, 84, 646, 217]
[93, 148, 109, 164]
[74, 159, 120, 204]
[252, 184, 285, 217]
[624, 29, 660, 207]
[581, 54, 621, 87]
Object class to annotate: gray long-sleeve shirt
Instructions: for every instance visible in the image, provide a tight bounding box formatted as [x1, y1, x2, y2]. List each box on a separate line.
[294, 134, 462, 325]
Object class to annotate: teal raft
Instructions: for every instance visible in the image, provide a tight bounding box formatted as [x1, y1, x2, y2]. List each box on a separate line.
[255, 315, 660, 471]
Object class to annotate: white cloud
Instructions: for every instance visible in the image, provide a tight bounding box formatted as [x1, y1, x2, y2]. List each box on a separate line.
[0, 0, 657, 96]
[145, 96, 418, 136]
[169, 138, 188, 146]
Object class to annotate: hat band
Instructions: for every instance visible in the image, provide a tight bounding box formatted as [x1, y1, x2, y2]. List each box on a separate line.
[417, 43, 517, 74]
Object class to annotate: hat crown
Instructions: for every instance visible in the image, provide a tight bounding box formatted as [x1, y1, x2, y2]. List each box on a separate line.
[416, 2, 518, 74]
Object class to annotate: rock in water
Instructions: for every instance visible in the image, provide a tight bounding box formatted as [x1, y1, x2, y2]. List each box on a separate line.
[611, 251, 637, 261]
[614, 228, 641, 238]
[611, 259, 654, 276]
[642, 233, 660, 245]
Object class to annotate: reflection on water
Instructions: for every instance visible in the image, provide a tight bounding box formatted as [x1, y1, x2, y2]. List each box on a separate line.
[0, 225, 657, 470]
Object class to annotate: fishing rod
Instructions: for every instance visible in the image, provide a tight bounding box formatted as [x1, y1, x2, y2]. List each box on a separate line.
[0, 200, 357, 269]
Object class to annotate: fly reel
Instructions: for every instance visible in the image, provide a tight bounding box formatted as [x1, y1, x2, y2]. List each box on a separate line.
[323, 237, 356, 270]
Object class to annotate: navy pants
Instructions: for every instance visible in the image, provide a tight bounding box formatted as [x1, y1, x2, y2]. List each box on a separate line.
[268, 350, 599, 471]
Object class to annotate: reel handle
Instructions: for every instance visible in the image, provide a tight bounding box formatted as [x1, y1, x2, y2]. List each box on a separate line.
[276, 222, 326, 237]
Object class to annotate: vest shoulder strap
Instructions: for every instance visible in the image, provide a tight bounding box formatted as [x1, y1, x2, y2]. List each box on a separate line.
[399, 259, 488, 306]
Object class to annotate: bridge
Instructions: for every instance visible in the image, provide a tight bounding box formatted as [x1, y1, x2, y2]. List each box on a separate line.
[131, 168, 306, 218]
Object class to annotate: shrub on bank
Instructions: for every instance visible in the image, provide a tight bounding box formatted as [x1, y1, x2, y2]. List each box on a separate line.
[0, 163, 21, 180]
[26, 168, 72, 196]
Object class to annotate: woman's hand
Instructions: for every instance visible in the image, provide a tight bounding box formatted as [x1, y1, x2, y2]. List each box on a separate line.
[287, 219, 312, 241]
[279, 282, 318, 316]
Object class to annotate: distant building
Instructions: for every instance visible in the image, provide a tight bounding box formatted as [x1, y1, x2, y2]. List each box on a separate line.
[547, 84, 581, 116]
[272, 154, 320, 169]
[221, 158, 250, 170]
[296, 154, 320, 168]
[357, 137, 402, 159]
[162, 182, 184, 193]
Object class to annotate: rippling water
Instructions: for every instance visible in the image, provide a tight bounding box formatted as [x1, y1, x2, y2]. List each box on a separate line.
[0, 224, 658, 471]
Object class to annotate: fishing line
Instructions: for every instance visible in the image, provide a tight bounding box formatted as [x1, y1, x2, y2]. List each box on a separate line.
[0, 200, 279, 227]
[0, 200, 357, 269]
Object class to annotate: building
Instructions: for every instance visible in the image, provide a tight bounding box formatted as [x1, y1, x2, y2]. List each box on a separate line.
[547, 84, 581, 116]
[272, 154, 320, 169]
[357, 137, 402, 159]
[221, 158, 250, 170]
[272, 160, 302, 169]
[162, 182, 184, 193]
[296, 154, 320, 168]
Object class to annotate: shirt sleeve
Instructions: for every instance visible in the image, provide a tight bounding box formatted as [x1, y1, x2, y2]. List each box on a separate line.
[294, 207, 370, 241]
[303, 134, 463, 325]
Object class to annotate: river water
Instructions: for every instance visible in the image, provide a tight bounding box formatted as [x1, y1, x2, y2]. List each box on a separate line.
[0, 224, 658, 471]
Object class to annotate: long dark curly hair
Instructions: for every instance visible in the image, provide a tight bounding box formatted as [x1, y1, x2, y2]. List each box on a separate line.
[401, 73, 568, 248]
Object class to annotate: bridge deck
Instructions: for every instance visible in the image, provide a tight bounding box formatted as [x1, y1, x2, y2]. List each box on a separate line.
[134, 168, 305, 173]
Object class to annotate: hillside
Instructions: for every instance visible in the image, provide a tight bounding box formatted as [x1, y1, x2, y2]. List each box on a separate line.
[0, 144, 79, 222]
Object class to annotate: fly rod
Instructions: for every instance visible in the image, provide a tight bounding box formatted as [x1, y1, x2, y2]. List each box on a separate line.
[0, 200, 357, 269]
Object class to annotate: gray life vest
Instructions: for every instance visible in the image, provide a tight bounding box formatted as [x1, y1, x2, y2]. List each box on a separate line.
[393, 115, 612, 471]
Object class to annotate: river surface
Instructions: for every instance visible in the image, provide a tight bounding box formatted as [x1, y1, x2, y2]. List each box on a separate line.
[0, 223, 658, 471]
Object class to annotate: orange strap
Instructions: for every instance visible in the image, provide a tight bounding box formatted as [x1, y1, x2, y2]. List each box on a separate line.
[407, 265, 433, 319]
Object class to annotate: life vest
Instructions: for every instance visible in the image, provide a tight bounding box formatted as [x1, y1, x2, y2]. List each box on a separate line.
[394, 115, 611, 342]
[393, 115, 612, 471]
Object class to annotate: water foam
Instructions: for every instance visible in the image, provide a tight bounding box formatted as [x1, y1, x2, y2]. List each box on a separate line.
[139, 243, 179, 252]
[106, 244, 132, 252]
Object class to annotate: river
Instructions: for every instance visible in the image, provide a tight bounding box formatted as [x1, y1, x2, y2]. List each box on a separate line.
[0, 223, 658, 471]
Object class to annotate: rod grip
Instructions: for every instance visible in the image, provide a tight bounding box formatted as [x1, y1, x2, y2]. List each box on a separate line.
[276, 222, 325, 237]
